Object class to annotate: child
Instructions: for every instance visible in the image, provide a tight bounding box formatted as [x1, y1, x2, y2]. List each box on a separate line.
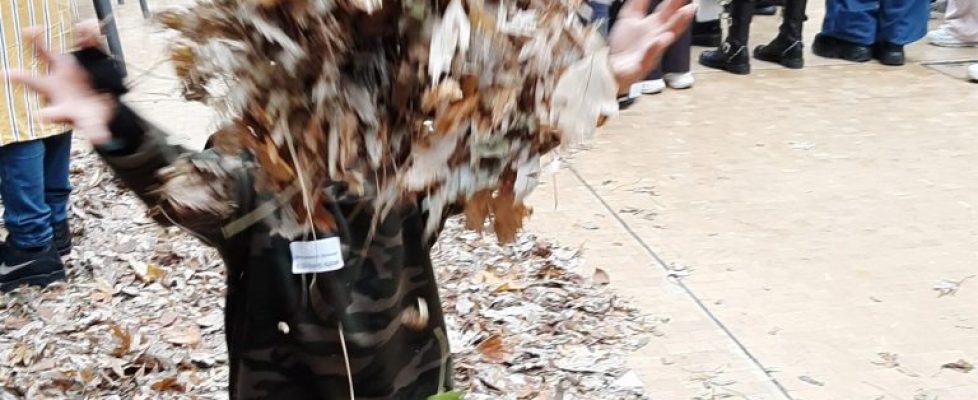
[9, 0, 695, 397]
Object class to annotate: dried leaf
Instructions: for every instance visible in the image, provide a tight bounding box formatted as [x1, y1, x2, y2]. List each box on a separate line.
[941, 359, 974, 373]
[477, 335, 507, 363]
[798, 375, 824, 386]
[130, 260, 165, 283]
[109, 324, 132, 357]
[493, 281, 527, 293]
[151, 377, 186, 393]
[162, 325, 202, 346]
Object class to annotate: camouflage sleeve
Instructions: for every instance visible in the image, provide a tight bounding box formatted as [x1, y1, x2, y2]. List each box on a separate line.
[72, 47, 240, 246]
[94, 105, 241, 247]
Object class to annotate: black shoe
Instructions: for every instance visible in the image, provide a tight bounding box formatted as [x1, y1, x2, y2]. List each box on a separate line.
[700, 41, 751, 75]
[0, 244, 66, 292]
[754, 34, 805, 69]
[53, 220, 72, 256]
[873, 42, 905, 66]
[692, 20, 722, 47]
[812, 34, 872, 62]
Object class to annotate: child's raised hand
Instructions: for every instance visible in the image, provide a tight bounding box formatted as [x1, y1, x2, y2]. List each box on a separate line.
[5, 20, 115, 144]
[607, 0, 697, 89]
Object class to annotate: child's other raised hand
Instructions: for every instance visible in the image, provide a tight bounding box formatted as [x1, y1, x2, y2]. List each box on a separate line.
[5, 20, 115, 144]
[607, 0, 697, 89]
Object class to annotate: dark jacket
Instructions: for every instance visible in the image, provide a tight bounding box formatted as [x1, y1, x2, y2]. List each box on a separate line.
[79, 50, 451, 400]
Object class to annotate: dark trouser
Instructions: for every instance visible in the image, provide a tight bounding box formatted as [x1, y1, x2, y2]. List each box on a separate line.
[609, 0, 693, 77]
[821, 0, 929, 46]
[0, 133, 72, 249]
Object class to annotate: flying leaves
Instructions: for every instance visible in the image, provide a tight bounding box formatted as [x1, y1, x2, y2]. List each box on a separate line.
[157, 0, 612, 242]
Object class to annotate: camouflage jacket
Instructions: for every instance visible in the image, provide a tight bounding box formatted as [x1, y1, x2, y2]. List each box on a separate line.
[79, 51, 451, 400]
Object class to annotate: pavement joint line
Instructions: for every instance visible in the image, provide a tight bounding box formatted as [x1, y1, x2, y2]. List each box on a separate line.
[567, 165, 795, 400]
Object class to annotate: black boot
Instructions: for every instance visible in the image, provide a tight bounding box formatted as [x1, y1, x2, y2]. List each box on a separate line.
[754, 0, 808, 69]
[699, 0, 753, 75]
[812, 34, 872, 62]
[692, 20, 722, 47]
[873, 42, 905, 66]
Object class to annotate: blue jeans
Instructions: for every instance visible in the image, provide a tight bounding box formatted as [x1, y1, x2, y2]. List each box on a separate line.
[821, 0, 929, 46]
[589, 1, 611, 36]
[0, 133, 72, 249]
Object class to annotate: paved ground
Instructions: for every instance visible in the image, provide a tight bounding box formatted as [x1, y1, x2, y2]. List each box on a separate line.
[105, 1, 978, 399]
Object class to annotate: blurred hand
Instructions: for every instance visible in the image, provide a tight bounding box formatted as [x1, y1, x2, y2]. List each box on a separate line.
[607, 0, 696, 89]
[5, 20, 114, 144]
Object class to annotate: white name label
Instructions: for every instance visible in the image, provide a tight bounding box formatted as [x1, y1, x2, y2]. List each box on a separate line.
[290, 237, 344, 274]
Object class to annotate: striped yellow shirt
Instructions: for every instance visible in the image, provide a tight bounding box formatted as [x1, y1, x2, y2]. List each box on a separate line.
[0, 0, 75, 145]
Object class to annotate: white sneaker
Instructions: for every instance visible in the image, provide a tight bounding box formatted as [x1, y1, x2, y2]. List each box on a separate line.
[637, 79, 665, 95]
[627, 82, 643, 98]
[968, 64, 978, 82]
[928, 27, 978, 47]
[664, 72, 695, 89]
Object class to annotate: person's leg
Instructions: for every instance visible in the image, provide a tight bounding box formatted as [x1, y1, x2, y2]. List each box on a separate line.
[813, 0, 876, 61]
[699, 0, 754, 74]
[939, 0, 978, 43]
[637, 0, 672, 94]
[662, 18, 693, 75]
[42, 132, 73, 255]
[693, 0, 724, 47]
[874, 0, 928, 65]
[755, 0, 810, 68]
[0, 140, 54, 249]
[878, 0, 929, 45]
[820, 0, 879, 46]
[0, 139, 65, 292]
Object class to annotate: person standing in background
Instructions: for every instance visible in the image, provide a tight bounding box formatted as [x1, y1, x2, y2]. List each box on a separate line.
[927, 0, 978, 47]
[699, 0, 809, 74]
[0, 0, 78, 291]
[813, 0, 929, 66]
[692, 0, 785, 47]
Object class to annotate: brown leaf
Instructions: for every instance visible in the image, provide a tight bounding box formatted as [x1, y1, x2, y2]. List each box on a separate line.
[3, 316, 28, 331]
[8, 343, 34, 366]
[78, 368, 95, 384]
[162, 325, 202, 346]
[493, 281, 528, 293]
[151, 377, 186, 393]
[491, 199, 529, 244]
[109, 324, 132, 357]
[477, 335, 507, 363]
[131, 260, 165, 283]
[258, 139, 295, 182]
[593, 268, 610, 285]
[463, 190, 493, 231]
[434, 96, 478, 134]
